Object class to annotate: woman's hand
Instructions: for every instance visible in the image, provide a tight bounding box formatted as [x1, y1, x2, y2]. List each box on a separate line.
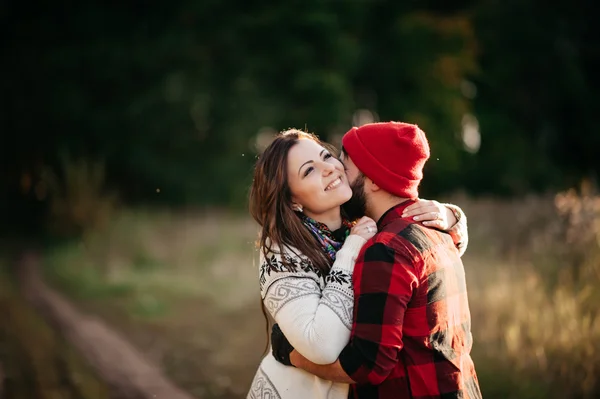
[350, 216, 378, 240]
[402, 199, 457, 231]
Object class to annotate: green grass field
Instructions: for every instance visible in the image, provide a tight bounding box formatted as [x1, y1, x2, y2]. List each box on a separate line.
[40, 193, 600, 399]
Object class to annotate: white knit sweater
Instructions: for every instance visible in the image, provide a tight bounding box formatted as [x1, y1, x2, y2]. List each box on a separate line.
[247, 234, 367, 399]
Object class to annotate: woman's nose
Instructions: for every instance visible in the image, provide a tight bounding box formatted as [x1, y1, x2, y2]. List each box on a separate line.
[321, 162, 335, 175]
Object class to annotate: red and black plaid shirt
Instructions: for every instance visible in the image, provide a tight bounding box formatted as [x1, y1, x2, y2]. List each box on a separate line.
[338, 201, 482, 399]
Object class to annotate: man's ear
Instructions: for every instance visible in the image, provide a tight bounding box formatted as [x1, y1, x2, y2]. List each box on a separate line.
[365, 177, 381, 193]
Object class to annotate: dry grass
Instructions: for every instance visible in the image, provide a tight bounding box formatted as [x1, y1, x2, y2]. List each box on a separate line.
[453, 188, 600, 399]
[41, 189, 600, 398]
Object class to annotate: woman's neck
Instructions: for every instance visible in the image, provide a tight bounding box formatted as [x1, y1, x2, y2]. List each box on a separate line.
[305, 208, 342, 231]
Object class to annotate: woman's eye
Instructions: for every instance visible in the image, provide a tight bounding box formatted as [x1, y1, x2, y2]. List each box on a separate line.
[304, 167, 314, 177]
[324, 153, 332, 159]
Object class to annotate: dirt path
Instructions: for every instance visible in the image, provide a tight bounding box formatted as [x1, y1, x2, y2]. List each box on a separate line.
[16, 251, 196, 399]
[81, 297, 266, 398]
[1, 261, 109, 398]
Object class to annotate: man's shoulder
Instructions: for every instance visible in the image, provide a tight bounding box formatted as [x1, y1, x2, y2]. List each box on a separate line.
[375, 219, 437, 257]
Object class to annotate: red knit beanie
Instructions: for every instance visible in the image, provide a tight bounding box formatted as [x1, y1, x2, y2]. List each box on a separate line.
[342, 121, 430, 199]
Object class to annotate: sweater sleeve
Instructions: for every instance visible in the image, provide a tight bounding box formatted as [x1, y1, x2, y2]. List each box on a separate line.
[443, 203, 469, 256]
[260, 235, 366, 365]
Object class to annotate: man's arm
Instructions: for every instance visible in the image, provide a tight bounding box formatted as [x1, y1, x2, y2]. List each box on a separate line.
[289, 240, 418, 385]
[336, 241, 418, 385]
[290, 350, 355, 384]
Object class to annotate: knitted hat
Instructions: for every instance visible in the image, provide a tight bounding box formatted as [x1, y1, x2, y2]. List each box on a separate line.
[342, 121, 430, 199]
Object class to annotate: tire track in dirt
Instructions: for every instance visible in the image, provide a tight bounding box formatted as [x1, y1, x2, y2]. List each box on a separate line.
[16, 251, 197, 399]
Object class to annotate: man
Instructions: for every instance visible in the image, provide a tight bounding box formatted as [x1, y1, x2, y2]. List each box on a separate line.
[273, 122, 482, 398]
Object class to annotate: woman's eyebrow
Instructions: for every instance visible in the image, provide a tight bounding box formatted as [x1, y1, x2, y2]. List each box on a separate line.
[298, 160, 314, 176]
[298, 149, 327, 176]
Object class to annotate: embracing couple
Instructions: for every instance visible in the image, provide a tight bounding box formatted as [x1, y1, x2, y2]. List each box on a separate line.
[247, 121, 482, 399]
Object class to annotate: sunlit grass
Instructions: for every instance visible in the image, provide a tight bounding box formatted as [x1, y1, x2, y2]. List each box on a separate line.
[40, 191, 600, 398]
[456, 191, 600, 399]
[43, 208, 260, 317]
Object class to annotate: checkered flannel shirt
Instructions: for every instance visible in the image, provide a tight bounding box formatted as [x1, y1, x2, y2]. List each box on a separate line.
[338, 201, 482, 399]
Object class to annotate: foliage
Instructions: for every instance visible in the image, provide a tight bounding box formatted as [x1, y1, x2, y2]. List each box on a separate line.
[41, 154, 118, 236]
[4, 0, 597, 226]
[466, 0, 599, 194]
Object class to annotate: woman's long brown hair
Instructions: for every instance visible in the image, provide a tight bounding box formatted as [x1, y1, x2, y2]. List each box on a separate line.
[249, 129, 337, 354]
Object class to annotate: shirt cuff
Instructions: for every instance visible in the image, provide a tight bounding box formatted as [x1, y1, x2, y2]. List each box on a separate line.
[338, 342, 363, 383]
[443, 203, 464, 245]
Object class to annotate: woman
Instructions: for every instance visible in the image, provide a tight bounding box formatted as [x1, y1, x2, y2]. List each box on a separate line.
[247, 129, 468, 399]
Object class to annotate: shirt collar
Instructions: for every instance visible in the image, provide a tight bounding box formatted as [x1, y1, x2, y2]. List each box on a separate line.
[377, 199, 417, 229]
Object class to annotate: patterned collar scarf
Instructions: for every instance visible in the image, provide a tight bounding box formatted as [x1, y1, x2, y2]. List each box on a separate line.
[300, 214, 353, 264]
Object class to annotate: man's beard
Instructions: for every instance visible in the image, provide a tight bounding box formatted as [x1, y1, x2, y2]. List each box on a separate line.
[342, 174, 367, 221]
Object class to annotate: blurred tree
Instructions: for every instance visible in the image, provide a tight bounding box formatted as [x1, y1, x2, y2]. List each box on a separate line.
[354, 2, 477, 195]
[466, 0, 599, 194]
[1, 0, 598, 233]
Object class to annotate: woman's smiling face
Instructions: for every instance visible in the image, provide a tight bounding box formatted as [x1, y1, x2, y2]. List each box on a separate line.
[286, 138, 352, 219]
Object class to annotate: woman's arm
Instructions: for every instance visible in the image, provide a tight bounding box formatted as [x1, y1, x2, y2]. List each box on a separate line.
[443, 203, 468, 256]
[402, 199, 469, 256]
[261, 235, 366, 364]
